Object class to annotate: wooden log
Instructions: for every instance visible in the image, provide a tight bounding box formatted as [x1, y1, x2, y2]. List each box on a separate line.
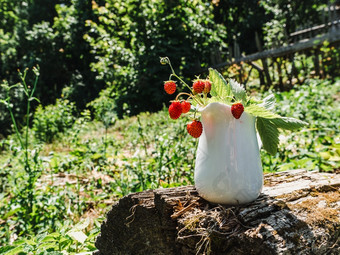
[94, 169, 340, 254]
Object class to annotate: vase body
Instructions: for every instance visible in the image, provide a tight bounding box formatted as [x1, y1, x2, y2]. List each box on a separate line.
[194, 102, 263, 205]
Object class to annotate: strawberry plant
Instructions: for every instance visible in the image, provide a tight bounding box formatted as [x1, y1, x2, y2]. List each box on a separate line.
[161, 57, 308, 154]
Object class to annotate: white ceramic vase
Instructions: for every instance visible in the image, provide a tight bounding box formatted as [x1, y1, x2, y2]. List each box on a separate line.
[194, 102, 263, 205]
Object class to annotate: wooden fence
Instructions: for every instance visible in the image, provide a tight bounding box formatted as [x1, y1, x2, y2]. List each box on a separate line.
[210, 1, 340, 89]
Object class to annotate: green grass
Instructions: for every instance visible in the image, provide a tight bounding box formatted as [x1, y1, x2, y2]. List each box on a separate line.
[0, 78, 339, 252]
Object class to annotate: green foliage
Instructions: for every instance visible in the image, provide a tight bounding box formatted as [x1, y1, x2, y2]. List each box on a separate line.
[85, 0, 227, 117]
[0, 218, 100, 254]
[257, 117, 280, 155]
[229, 79, 247, 104]
[87, 88, 116, 128]
[0, 78, 338, 250]
[0, 0, 339, 251]
[0, 0, 98, 135]
[260, 0, 328, 48]
[209, 68, 232, 104]
[32, 99, 76, 143]
[0, 67, 47, 242]
[256, 115, 308, 156]
[245, 105, 280, 119]
[211, 0, 269, 54]
[320, 40, 340, 78]
[260, 78, 340, 171]
[0, 0, 336, 136]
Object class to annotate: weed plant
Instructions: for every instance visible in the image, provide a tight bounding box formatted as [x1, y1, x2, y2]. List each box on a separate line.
[0, 68, 43, 235]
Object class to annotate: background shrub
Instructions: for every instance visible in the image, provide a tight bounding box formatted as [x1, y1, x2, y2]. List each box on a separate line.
[32, 99, 76, 143]
[83, 0, 227, 117]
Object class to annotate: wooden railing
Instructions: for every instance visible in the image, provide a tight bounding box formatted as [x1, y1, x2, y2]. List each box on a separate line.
[206, 2, 340, 89]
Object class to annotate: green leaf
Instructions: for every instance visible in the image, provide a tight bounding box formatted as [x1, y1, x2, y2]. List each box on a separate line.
[256, 117, 279, 155]
[209, 68, 232, 103]
[271, 117, 308, 130]
[0, 246, 15, 254]
[40, 232, 61, 242]
[71, 218, 90, 231]
[35, 242, 56, 250]
[245, 104, 280, 119]
[3, 207, 21, 220]
[40, 251, 64, 255]
[260, 94, 276, 110]
[67, 231, 88, 244]
[2, 245, 25, 255]
[229, 79, 246, 103]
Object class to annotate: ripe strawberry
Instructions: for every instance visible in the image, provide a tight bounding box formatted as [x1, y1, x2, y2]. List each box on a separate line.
[187, 120, 203, 138]
[168, 101, 182, 119]
[181, 101, 191, 113]
[164, 80, 176, 95]
[204, 80, 212, 93]
[192, 80, 205, 94]
[231, 102, 244, 119]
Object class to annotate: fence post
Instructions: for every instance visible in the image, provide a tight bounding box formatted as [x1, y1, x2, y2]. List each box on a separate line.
[255, 32, 271, 87]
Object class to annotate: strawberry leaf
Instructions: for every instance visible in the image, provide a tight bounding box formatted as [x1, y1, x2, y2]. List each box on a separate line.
[209, 68, 232, 103]
[259, 94, 276, 111]
[229, 79, 247, 103]
[271, 117, 308, 130]
[256, 117, 279, 155]
[245, 104, 280, 119]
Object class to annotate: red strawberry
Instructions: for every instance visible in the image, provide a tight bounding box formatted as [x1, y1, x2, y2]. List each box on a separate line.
[187, 120, 203, 138]
[204, 80, 212, 93]
[231, 103, 244, 119]
[168, 101, 182, 119]
[192, 80, 205, 94]
[164, 80, 176, 95]
[181, 101, 191, 113]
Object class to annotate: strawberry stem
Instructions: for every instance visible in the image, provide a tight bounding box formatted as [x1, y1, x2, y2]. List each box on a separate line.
[175, 92, 191, 101]
[169, 73, 192, 92]
[175, 92, 204, 106]
[164, 57, 192, 92]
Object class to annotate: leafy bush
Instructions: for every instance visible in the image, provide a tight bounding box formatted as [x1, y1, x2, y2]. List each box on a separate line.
[260, 0, 328, 49]
[32, 99, 76, 143]
[87, 88, 116, 128]
[0, 0, 99, 135]
[85, 0, 227, 117]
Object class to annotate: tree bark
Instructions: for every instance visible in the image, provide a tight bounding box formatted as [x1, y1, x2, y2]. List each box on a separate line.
[95, 169, 340, 254]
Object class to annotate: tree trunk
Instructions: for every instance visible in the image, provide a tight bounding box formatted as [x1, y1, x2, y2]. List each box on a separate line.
[95, 169, 340, 254]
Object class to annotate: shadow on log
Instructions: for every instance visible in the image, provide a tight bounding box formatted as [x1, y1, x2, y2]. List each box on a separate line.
[95, 169, 340, 254]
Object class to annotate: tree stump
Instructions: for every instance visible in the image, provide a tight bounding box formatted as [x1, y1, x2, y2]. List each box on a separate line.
[95, 169, 340, 254]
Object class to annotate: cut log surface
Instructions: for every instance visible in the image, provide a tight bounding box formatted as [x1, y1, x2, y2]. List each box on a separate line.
[95, 169, 340, 255]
